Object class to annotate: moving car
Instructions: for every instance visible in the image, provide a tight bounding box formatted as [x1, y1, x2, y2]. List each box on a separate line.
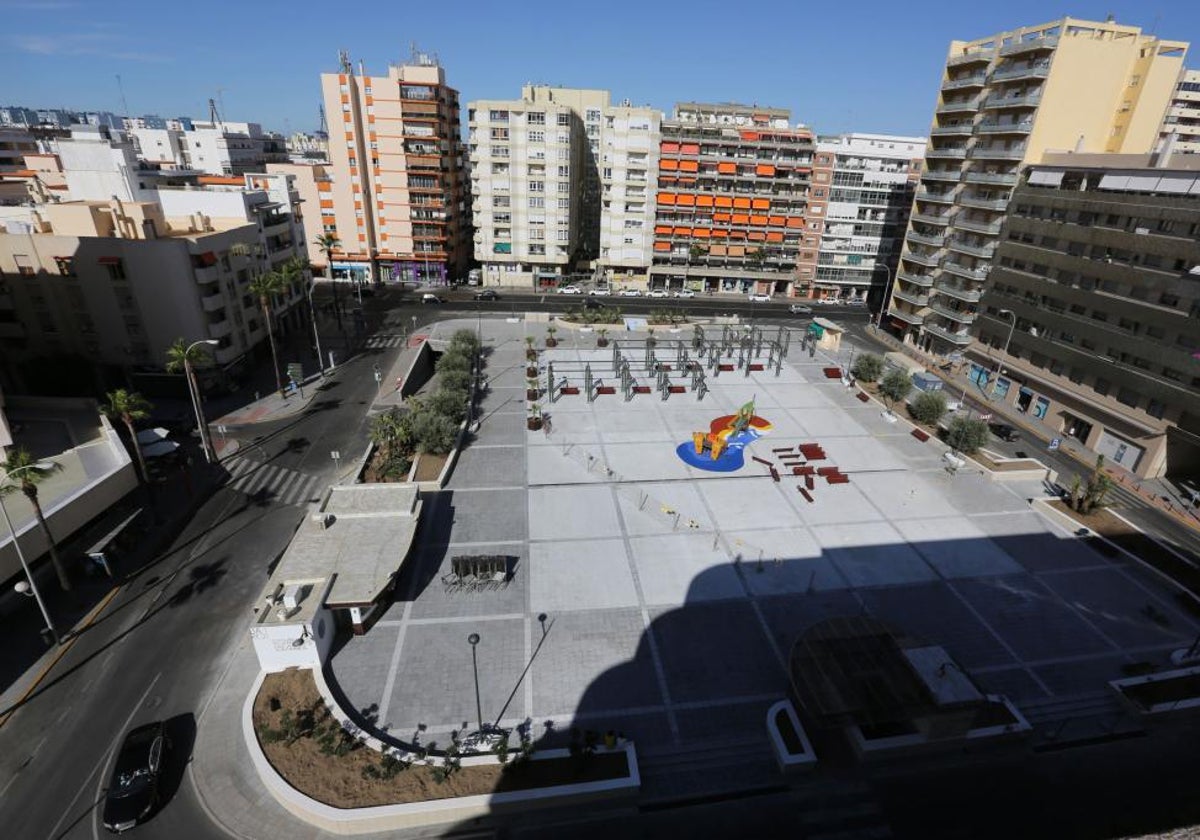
[420, 293, 442, 304]
[556, 285, 582, 295]
[990, 423, 1021, 442]
[748, 293, 772, 303]
[788, 304, 813, 315]
[473, 289, 499, 301]
[618, 288, 641, 297]
[846, 298, 867, 307]
[674, 289, 696, 298]
[582, 297, 603, 310]
[589, 287, 610, 296]
[646, 289, 669, 299]
[103, 722, 168, 833]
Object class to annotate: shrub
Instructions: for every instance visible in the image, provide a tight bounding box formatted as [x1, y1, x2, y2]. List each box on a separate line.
[412, 409, 459, 454]
[436, 347, 473, 374]
[909, 391, 948, 426]
[449, 329, 480, 356]
[878, 369, 912, 410]
[946, 416, 989, 454]
[851, 353, 884, 383]
[438, 369, 473, 397]
[426, 388, 468, 425]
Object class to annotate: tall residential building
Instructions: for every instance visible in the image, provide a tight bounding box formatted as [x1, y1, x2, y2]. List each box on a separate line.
[970, 155, 1200, 478]
[128, 120, 286, 176]
[650, 103, 815, 296]
[887, 17, 1188, 353]
[1158, 68, 1200, 154]
[468, 86, 607, 288]
[0, 128, 38, 170]
[597, 103, 660, 283]
[320, 53, 469, 286]
[811, 133, 924, 306]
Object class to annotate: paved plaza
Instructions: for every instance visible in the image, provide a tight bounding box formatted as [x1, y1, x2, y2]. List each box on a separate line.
[329, 318, 1200, 759]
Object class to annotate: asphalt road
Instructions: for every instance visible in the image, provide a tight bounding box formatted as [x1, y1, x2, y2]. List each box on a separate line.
[0, 345, 396, 840]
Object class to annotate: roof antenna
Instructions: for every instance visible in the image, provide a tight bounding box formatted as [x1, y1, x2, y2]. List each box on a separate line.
[115, 74, 131, 120]
[338, 49, 352, 74]
[208, 97, 225, 132]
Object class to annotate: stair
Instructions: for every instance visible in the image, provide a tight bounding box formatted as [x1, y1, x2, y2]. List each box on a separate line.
[1017, 690, 1122, 727]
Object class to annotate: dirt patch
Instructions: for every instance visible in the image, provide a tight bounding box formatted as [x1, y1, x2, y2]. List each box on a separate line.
[362, 445, 411, 483]
[414, 452, 449, 482]
[253, 668, 629, 808]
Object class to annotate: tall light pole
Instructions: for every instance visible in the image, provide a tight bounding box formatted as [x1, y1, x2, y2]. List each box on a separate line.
[185, 339, 220, 463]
[467, 632, 483, 733]
[2, 464, 62, 646]
[989, 309, 1016, 398]
[871, 262, 895, 329]
[305, 272, 325, 375]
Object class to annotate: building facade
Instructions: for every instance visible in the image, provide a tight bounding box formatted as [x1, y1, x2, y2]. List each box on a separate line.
[888, 17, 1189, 353]
[596, 103, 660, 283]
[649, 103, 815, 297]
[319, 54, 469, 287]
[1158, 68, 1200, 155]
[969, 155, 1200, 478]
[812, 133, 924, 306]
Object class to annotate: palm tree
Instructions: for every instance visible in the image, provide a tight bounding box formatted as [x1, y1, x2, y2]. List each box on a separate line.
[165, 337, 214, 454]
[101, 389, 153, 488]
[313, 233, 343, 329]
[1, 449, 69, 592]
[249, 270, 288, 394]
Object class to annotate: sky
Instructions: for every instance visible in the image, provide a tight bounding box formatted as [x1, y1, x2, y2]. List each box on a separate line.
[1, 0, 1198, 138]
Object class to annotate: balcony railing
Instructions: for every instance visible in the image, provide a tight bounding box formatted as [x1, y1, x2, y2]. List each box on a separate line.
[947, 51, 991, 67]
[907, 230, 946, 248]
[923, 322, 973, 345]
[897, 269, 936, 288]
[208, 320, 233, 339]
[975, 120, 1033, 135]
[991, 61, 1051, 82]
[930, 123, 975, 136]
[892, 289, 930, 307]
[947, 239, 996, 259]
[926, 146, 969, 158]
[981, 92, 1042, 110]
[916, 188, 958, 203]
[888, 306, 926, 325]
[964, 171, 1017, 186]
[934, 281, 982, 303]
[941, 261, 989, 282]
[201, 293, 225, 313]
[903, 249, 943, 267]
[937, 97, 983, 113]
[911, 211, 953, 226]
[922, 169, 962, 183]
[929, 301, 978, 324]
[943, 73, 987, 90]
[959, 194, 1009, 211]
[1000, 37, 1057, 57]
[953, 217, 1004, 235]
[969, 145, 1026, 160]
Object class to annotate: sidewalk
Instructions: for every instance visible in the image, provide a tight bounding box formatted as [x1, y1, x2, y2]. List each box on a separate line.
[213, 374, 322, 428]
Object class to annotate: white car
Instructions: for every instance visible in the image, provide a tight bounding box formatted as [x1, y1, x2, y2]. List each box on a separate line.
[646, 289, 669, 299]
[556, 285, 582, 295]
[788, 304, 813, 315]
[748, 293, 772, 303]
[846, 298, 867, 307]
[618, 288, 641, 297]
[589, 287, 610, 296]
[673, 289, 696, 298]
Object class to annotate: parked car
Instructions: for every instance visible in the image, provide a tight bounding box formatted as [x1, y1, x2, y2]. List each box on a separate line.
[674, 289, 696, 298]
[103, 722, 168, 833]
[647, 289, 669, 299]
[473, 289, 499, 301]
[556, 285, 582, 295]
[589, 287, 610, 296]
[618, 288, 642, 297]
[1179, 480, 1200, 508]
[748, 293, 772, 303]
[788, 304, 813, 315]
[420, 293, 442, 304]
[990, 423, 1021, 442]
[845, 298, 867, 307]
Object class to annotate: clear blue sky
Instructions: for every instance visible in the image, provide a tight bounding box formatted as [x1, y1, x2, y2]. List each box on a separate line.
[1, 0, 1197, 137]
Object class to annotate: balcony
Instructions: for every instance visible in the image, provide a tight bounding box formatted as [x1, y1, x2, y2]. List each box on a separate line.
[892, 288, 930, 307]
[201, 293, 225, 313]
[934, 281, 982, 303]
[922, 169, 962, 183]
[941, 261, 989, 282]
[937, 97, 982, 114]
[947, 51, 991, 67]
[969, 144, 1026, 160]
[926, 146, 969, 159]
[964, 171, 1017, 186]
[959, 194, 1009, 211]
[975, 120, 1033, 135]
[903, 249, 943, 268]
[929, 301, 978, 324]
[953, 217, 1003, 235]
[947, 239, 996, 259]
[897, 269, 936, 288]
[911, 211, 953, 226]
[208, 319, 233, 339]
[943, 73, 987, 90]
[916, 188, 957, 204]
[981, 92, 1042, 110]
[991, 61, 1051, 82]
[1000, 37, 1057, 57]
[931, 123, 974, 136]
[923, 322, 973, 345]
[907, 230, 946, 248]
[888, 306, 925, 325]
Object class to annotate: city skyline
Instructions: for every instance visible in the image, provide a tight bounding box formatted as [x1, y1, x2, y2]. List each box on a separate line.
[1, 0, 1197, 137]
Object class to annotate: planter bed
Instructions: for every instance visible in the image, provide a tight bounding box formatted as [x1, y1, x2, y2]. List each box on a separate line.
[766, 700, 816, 773]
[413, 453, 449, 483]
[1112, 666, 1200, 715]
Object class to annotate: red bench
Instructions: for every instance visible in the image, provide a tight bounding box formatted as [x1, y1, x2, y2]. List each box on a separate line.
[560, 386, 580, 395]
[749, 363, 765, 371]
[911, 428, 930, 442]
[823, 367, 842, 379]
[816, 466, 838, 476]
[856, 392, 870, 402]
[719, 364, 735, 371]
[668, 385, 686, 394]
[805, 474, 815, 491]
[827, 473, 851, 485]
[633, 385, 651, 394]
[596, 386, 616, 395]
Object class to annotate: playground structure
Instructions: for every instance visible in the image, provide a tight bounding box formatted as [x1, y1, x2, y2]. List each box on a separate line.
[536, 324, 803, 405]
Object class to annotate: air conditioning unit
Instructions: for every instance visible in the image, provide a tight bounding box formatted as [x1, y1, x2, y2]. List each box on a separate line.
[282, 583, 303, 610]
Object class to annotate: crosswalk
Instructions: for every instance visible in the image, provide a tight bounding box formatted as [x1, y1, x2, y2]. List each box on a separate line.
[223, 457, 323, 506]
[364, 334, 407, 349]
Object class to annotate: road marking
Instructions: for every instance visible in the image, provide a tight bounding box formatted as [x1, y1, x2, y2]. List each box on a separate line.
[0, 734, 47, 798]
[44, 671, 161, 840]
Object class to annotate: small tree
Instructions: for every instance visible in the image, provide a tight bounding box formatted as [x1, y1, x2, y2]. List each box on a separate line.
[438, 369, 473, 397]
[946, 416, 990, 454]
[596, 327, 609, 348]
[909, 391, 948, 426]
[524, 335, 537, 361]
[878, 369, 912, 413]
[1076, 454, 1113, 514]
[851, 353, 884, 383]
[427, 389, 468, 425]
[545, 324, 558, 347]
[1, 449, 69, 591]
[412, 409, 459, 454]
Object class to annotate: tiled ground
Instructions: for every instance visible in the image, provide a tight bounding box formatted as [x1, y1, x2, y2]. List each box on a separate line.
[328, 318, 1200, 753]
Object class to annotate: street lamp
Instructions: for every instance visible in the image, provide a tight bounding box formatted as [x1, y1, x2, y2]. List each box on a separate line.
[870, 262, 895, 329]
[989, 309, 1016, 398]
[2, 463, 62, 646]
[184, 339, 220, 463]
[467, 632, 483, 734]
[305, 272, 325, 375]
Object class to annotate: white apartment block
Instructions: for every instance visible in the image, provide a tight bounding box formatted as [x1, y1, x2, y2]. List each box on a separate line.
[128, 120, 287, 176]
[469, 86, 605, 287]
[598, 104, 661, 280]
[1158, 68, 1200, 154]
[812, 133, 923, 304]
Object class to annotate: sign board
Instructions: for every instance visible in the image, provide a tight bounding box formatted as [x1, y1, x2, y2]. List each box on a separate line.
[330, 450, 340, 461]
[978, 413, 992, 421]
[1049, 437, 1061, 451]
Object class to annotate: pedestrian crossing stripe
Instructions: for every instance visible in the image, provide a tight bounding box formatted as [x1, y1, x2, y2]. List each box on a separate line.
[224, 458, 321, 506]
[364, 335, 406, 349]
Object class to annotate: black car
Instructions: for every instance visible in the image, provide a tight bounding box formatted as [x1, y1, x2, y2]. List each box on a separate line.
[473, 289, 500, 301]
[103, 722, 167, 833]
[990, 423, 1021, 442]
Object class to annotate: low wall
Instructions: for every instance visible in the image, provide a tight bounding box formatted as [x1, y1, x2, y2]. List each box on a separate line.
[765, 700, 817, 774]
[243, 667, 641, 834]
[399, 341, 436, 400]
[849, 696, 1031, 760]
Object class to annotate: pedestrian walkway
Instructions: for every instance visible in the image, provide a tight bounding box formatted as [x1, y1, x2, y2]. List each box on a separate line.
[363, 333, 408, 350]
[224, 456, 322, 507]
[214, 380, 320, 427]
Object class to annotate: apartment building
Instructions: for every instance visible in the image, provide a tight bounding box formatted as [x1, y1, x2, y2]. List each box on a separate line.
[888, 17, 1188, 353]
[650, 103, 815, 296]
[0, 171, 308, 393]
[1158, 68, 1200, 154]
[970, 155, 1200, 478]
[0, 128, 38, 170]
[127, 120, 287, 177]
[469, 86, 605, 287]
[319, 54, 469, 287]
[811, 133, 923, 305]
[597, 103, 661, 283]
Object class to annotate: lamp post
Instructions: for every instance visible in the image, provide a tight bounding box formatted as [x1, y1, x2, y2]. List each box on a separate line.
[989, 309, 1016, 398]
[2, 464, 62, 646]
[871, 262, 895, 329]
[467, 632, 483, 734]
[305, 273, 325, 375]
[185, 339, 220, 463]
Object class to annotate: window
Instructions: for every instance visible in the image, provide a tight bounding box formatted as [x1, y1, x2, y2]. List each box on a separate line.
[528, 196, 545, 208]
[527, 112, 545, 125]
[1116, 387, 1140, 408]
[529, 244, 546, 255]
[1147, 399, 1165, 419]
[104, 259, 127, 280]
[1093, 377, 1110, 396]
[54, 256, 75, 276]
[557, 229, 569, 242]
[556, 113, 570, 126]
[489, 110, 509, 122]
[528, 130, 544, 143]
[557, 182, 569, 194]
[529, 180, 544, 193]
[558, 165, 569, 177]
[557, 198, 570, 209]
[586, 109, 601, 122]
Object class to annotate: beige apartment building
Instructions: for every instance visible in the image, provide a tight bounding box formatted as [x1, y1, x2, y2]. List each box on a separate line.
[319, 54, 469, 287]
[887, 17, 1188, 354]
[597, 103, 661, 284]
[1158, 68, 1200, 154]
